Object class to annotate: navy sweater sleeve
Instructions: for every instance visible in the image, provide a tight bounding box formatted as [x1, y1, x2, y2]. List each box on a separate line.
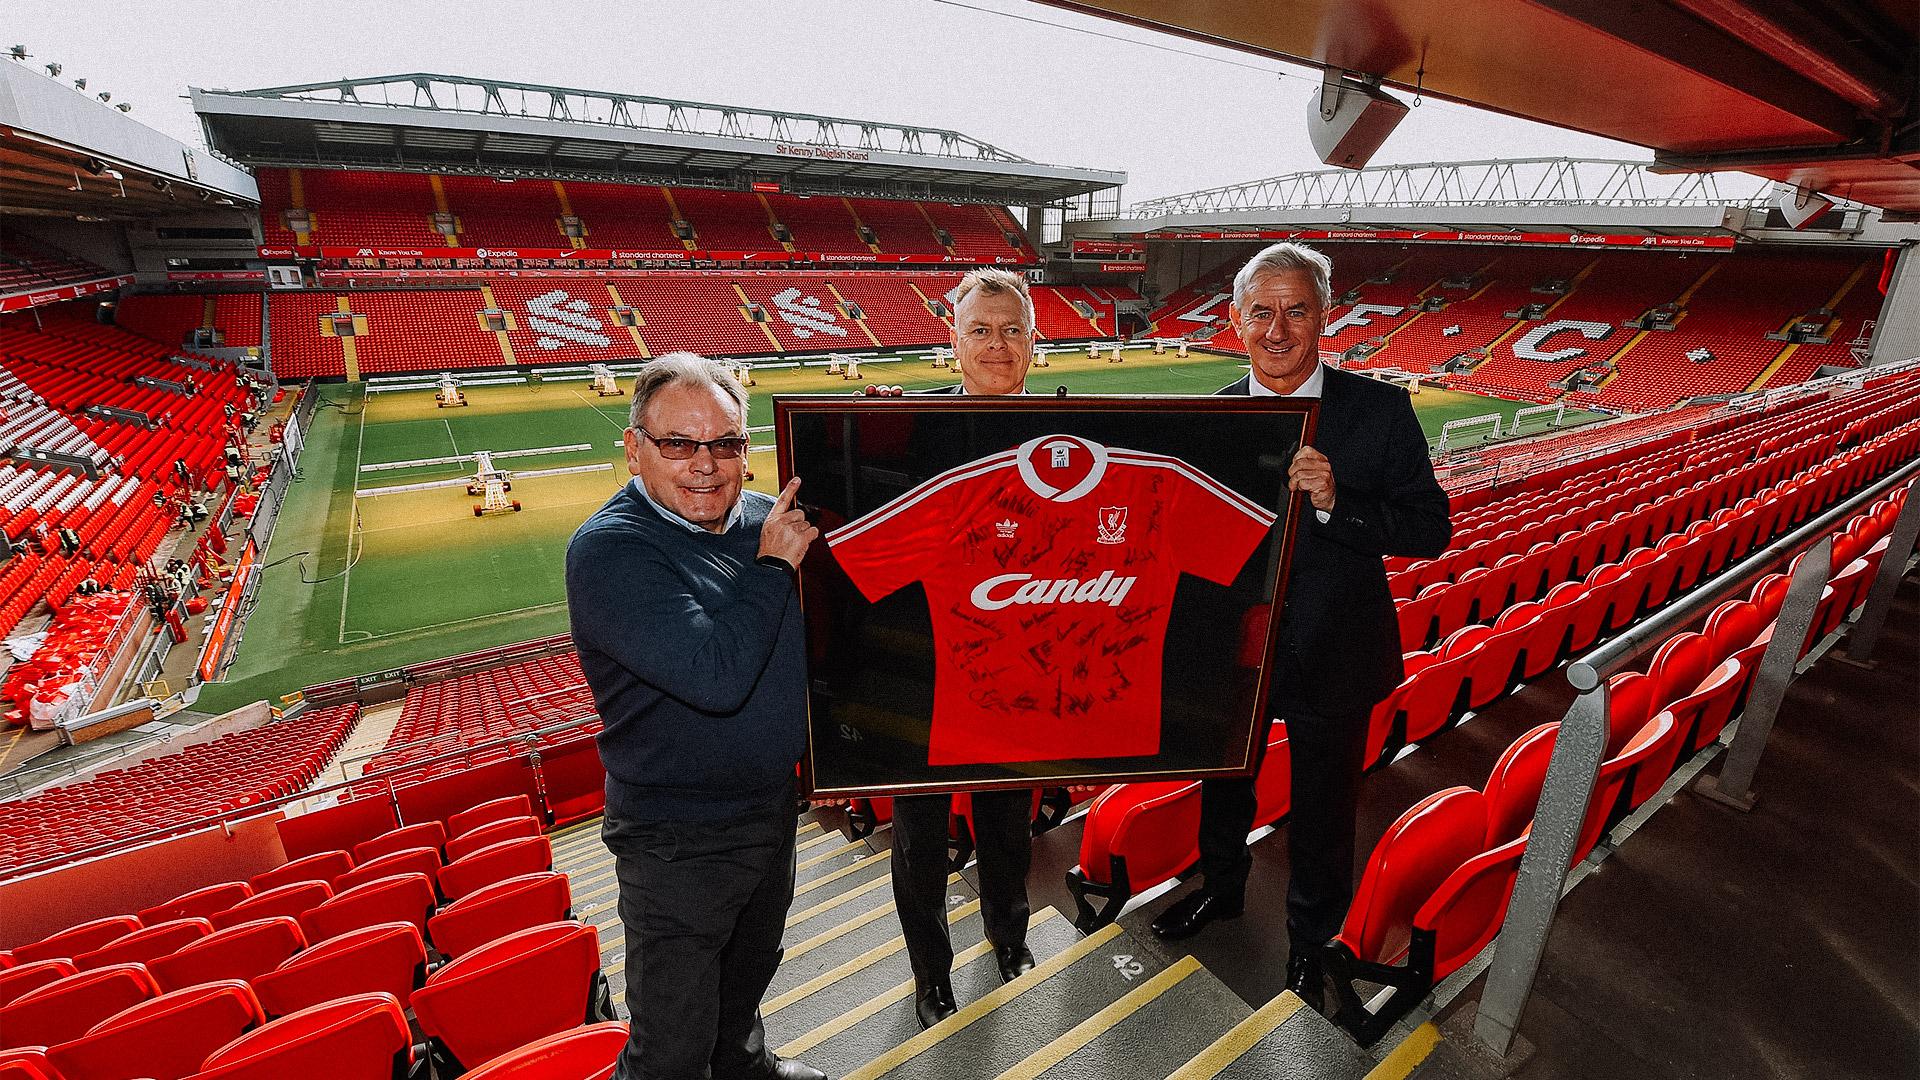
[566, 525, 794, 715]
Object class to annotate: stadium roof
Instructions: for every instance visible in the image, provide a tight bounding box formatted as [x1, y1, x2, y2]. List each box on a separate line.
[1039, 0, 1918, 216]
[0, 60, 256, 220]
[190, 74, 1125, 207]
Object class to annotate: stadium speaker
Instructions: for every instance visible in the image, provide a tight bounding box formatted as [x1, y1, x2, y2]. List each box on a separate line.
[1772, 183, 1833, 230]
[1308, 74, 1408, 170]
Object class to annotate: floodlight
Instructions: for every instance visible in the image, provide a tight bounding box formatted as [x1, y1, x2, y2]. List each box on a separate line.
[45, 62, 61, 77]
[115, 103, 132, 113]
[8, 46, 27, 60]
[73, 77, 85, 90]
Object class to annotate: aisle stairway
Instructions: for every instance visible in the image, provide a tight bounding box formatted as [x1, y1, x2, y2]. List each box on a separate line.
[547, 810, 1466, 1079]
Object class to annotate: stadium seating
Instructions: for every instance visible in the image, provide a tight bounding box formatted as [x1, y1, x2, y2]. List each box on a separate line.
[0, 236, 114, 295]
[0, 962, 162, 1046]
[427, 871, 573, 959]
[44, 978, 266, 1080]
[0, 704, 361, 873]
[411, 921, 616, 1075]
[192, 991, 418, 1079]
[250, 921, 427, 1017]
[1068, 366, 1919, 963]
[460, 1021, 628, 1079]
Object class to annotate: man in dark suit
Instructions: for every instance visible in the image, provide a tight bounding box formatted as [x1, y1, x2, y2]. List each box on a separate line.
[889, 268, 1039, 1029]
[1149, 243, 1451, 1014]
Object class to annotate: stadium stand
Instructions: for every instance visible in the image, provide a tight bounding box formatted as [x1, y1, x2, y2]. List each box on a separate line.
[436, 175, 569, 248]
[553, 180, 685, 251]
[0, 238, 115, 296]
[0, 703, 361, 871]
[1158, 245, 1880, 411]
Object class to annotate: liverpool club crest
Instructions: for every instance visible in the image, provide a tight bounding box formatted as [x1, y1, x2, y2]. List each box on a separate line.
[1096, 505, 1128, 545]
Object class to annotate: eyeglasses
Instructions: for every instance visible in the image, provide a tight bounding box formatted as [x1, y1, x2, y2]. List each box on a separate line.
[636, 427, 750, 460]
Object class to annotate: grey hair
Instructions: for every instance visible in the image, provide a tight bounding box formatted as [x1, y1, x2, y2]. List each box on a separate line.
[951, 267, 1035, 330]
[1232, 242, 1333, 312]
[628, 352, 748, 430]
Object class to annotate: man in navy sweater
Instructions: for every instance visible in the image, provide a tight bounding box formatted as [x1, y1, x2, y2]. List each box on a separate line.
[567, 352, 826, 1080]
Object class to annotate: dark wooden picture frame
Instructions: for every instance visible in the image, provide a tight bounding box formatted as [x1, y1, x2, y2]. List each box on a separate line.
[775, 394, 1317, 798]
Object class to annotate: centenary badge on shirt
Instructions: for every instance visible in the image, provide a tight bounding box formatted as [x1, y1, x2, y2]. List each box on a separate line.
[827, 434, 1275, 766]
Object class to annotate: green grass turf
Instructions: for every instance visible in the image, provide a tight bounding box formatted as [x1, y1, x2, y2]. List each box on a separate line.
[192, 348, 1602, 712]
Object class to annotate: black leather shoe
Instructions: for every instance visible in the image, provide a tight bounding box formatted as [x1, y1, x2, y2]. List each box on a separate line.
[1285, 952, 1325, 1015]
[770, 1058, 829, 1080]
[994, 944, 1035, 984]
[914, 980, 957, 1029]
[1149, 890, 1243, 941]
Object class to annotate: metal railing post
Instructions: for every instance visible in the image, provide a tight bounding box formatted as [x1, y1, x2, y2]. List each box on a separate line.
[1837, 475, 1920, 664]
[1696, 539, 1833, 810]
[1473, 682, 1608, 1053]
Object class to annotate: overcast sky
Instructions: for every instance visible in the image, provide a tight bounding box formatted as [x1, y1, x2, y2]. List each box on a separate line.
[9, 0, 1649, 205]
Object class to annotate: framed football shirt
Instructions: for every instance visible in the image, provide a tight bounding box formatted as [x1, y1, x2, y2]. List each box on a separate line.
[777, 395, 1314, 796]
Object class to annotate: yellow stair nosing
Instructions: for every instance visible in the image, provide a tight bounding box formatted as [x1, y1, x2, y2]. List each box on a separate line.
[837, 920, 1123, 1080]
[993, 955, 1205, 1080]
[1163, 991, 1309, 1080]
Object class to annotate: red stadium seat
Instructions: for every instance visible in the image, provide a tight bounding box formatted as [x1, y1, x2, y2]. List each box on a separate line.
[211, 880, 333, 931]
[148, 917, 307, 993]
[449, 795, 539, 837]
[74, 918, 212, 970]
[439, 835, 554, 901]
[331, 846, 442, 896]
[1483, 721, 1558, 846]
[1460, 604, 1541, 709]
[445, 816, 544, 863]
[0, 963, 161, 1047]
[353, 820, 448, 864]
[251, 922, 427, 1017]
[428, 872, 575, 959]
[1589, 711, 1678, 843]
[250, 850, 355, 893]
[1666, 657, 1745, 759]
[411, 921, 615, 1075]
[0, 1048, 59, 1080]
[1363, 662, 1423, 771]
[299, 872, 436, 944]
[1322, 787, 1490, 1045]
[193, 992, 416, 1080]
[1065, 780, 1201, 930]
[0, 959, 79, 1008]
[462, 1021, 629, 1080]
[138, 882, 254, 925]
[45, 979, 265, 1080]
[13, 915, 142, 965]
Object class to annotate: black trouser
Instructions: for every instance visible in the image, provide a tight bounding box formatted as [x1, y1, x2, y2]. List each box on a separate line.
[1198, 706, 1370, 954]
[603, 795, 796, 1080]
[890, 789, 1032, 987]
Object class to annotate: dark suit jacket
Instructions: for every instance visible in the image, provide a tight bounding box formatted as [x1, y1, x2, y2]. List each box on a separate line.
[1218, 367, 1451, 713]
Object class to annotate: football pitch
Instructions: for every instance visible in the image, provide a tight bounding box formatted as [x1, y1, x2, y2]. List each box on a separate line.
[194, 348, 1602, 711]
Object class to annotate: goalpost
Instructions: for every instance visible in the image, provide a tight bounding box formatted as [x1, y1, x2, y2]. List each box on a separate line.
[1436, 412, 1503, 454]
[1509, 402, 1566, 435]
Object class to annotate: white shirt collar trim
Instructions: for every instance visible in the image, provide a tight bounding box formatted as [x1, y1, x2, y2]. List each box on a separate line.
[1248, 362, 1326, 399]
[1014, 434, 1107, 503]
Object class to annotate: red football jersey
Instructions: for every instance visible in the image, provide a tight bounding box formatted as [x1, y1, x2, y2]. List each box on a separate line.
[826, 434, 1277, 765]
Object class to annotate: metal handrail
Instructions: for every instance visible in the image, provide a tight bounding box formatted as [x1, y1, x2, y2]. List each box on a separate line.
[1474, 444, 1920, 1054]
[0, 710, 603, 884]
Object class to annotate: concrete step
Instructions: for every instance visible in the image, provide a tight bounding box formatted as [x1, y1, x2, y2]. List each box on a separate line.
[839, 922, 1175, 1080]
[1168, 991, 1373, 1080]
[994, 953, 1252, 1080]
[778, 909, 1081, 1074]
